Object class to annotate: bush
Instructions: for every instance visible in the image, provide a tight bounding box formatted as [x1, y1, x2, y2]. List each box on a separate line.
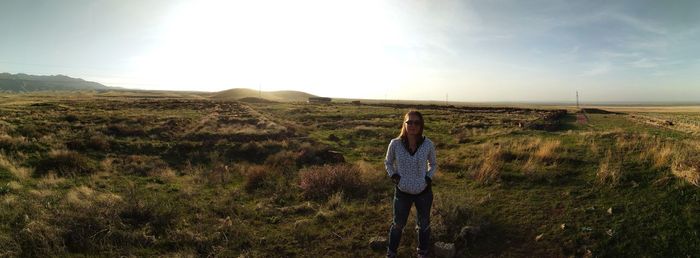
[59, 186, 126, 252]
[296, 143, 345, 166]
[264, 151, 298, 176]
[17, 219, 65, 256]
[116, 155, 170, 176]
[299, 164, 362, 199]
[242, 165, 277, 193]
[14, 124, 46, 139]
[34, 150, 99, 177]
[105, 123, 146, 137]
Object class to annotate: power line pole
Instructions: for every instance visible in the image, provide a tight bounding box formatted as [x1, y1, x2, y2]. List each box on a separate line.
[445, 93, 448, 106]
[576, 91, 579, 109]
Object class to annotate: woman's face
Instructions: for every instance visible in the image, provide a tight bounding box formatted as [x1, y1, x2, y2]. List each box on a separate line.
[404, 114, 422, 136]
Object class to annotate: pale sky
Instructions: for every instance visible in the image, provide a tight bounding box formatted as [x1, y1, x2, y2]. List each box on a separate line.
[1, 0, 699, 102]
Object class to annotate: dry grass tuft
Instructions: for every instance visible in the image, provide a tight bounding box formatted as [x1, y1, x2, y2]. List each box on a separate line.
[671, 153, 700, 187]
[533, 140, 561, 161]
[473, 145, 503, 185]
[522, 139, 562, 175]
[64, 186, 123, 210]
[0, 153, 30, 179]
[652, 144, 674, 168]
[596, 150, 624, 187]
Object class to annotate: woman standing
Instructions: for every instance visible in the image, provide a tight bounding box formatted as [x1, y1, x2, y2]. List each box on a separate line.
[385, 110, 437, 258]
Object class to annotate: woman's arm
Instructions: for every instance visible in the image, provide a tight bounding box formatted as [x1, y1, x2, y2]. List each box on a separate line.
[385, 140, 397, 177]
[426, 142, 437, 179]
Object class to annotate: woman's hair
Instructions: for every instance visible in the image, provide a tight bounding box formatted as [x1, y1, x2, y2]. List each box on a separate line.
[398, 110, 424, 140]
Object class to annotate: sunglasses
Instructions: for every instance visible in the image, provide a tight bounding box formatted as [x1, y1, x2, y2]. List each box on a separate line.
[405, 120, 422, 126]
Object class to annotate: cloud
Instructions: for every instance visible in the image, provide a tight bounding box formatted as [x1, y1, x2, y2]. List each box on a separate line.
[630, 58, 659, 68]
[609, 12, 667, 35]
[581, 62, 612, 76]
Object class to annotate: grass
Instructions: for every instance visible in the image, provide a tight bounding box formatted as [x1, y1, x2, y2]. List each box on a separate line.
[0, 93, 699, 257]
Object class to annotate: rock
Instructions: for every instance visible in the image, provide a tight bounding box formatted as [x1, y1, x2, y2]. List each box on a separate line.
[455, 226, 481, 246]
[607, 207, 613, 215]
[560, 223, 567, 230]
[278, 201, 315, 215]
[369, 236, 387, 251]
[606, 229, 614, 237]
[328, 134, 340, 142]
[434, 242, 456, 258]
[293, 219, 313, 229]
[535, 233, 544, 241]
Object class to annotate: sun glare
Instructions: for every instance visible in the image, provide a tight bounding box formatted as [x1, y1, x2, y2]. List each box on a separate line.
[128, 0, 409, 97]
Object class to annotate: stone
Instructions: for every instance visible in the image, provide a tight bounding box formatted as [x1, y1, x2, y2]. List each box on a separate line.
[560, 223, 567, 230]
[278, 201, 315, 215]
[607, 207, 613, 215]
[328, 134, 340, 142]
[455, 225, 481, 248]
[434, 242, 456, 258]
[293, 219, 312, 229]
[535, 233, 544, 241]
[369, 236, 387, 251]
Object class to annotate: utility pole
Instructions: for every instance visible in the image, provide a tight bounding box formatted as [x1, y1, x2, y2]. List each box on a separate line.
[445, 93, 448, 106]
[259, 83, 262, 98]
[576, 91, 579, 109]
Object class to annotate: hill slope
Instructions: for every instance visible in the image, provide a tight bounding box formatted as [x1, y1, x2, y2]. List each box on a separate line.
[0, 73, 109, 92]
[210, 88, 317, 102]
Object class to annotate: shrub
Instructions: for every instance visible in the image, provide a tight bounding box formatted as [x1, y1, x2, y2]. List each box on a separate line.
[16, 219, 65, 256]
[105, 123, 146, 137]
[432, 194, 474, 241]
[14, 124, 46, 139]
[242, 165, 277, 193]
[264, 150, 298, 175]
[0, 154, 30, 180]
[34, 150, 99, 177]
[58, 186, 132, 252]
[299, 164, 362, 199]
[296, 143, 345, 166]
[117, 155, 170, 176]
[0, 134, 26, 151]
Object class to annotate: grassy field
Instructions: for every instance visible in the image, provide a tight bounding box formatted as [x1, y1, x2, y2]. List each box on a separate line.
[1, 92, 699, 257]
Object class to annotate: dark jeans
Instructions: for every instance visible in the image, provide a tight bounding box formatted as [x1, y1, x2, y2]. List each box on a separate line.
[387, 186, 433, 256]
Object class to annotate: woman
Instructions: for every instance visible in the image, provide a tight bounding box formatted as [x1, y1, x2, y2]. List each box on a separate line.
[384, 110, 437, 258]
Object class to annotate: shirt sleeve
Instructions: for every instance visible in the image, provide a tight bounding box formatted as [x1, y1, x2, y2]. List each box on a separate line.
[426, 142, 437, 179]
[385, 140, 397, 177]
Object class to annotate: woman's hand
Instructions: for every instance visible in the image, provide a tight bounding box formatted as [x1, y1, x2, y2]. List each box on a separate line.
[391, 174, 401, 185]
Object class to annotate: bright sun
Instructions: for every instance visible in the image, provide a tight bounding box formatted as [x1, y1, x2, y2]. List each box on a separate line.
[128, 0, 410, 97]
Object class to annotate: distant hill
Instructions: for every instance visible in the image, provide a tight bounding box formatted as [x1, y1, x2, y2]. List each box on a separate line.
[211, 88, 317, 102]
[0, 73, 110, 92]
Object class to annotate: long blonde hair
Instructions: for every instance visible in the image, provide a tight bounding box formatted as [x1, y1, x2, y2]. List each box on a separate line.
[397, 110, 424, 140]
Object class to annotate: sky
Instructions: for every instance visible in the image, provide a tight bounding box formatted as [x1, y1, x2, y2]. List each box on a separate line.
[1, 0, 699, 103]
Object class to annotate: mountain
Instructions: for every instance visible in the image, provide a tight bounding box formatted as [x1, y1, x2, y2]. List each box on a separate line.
[211, 88, 317, 102]
[0, 73, 110, 92]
